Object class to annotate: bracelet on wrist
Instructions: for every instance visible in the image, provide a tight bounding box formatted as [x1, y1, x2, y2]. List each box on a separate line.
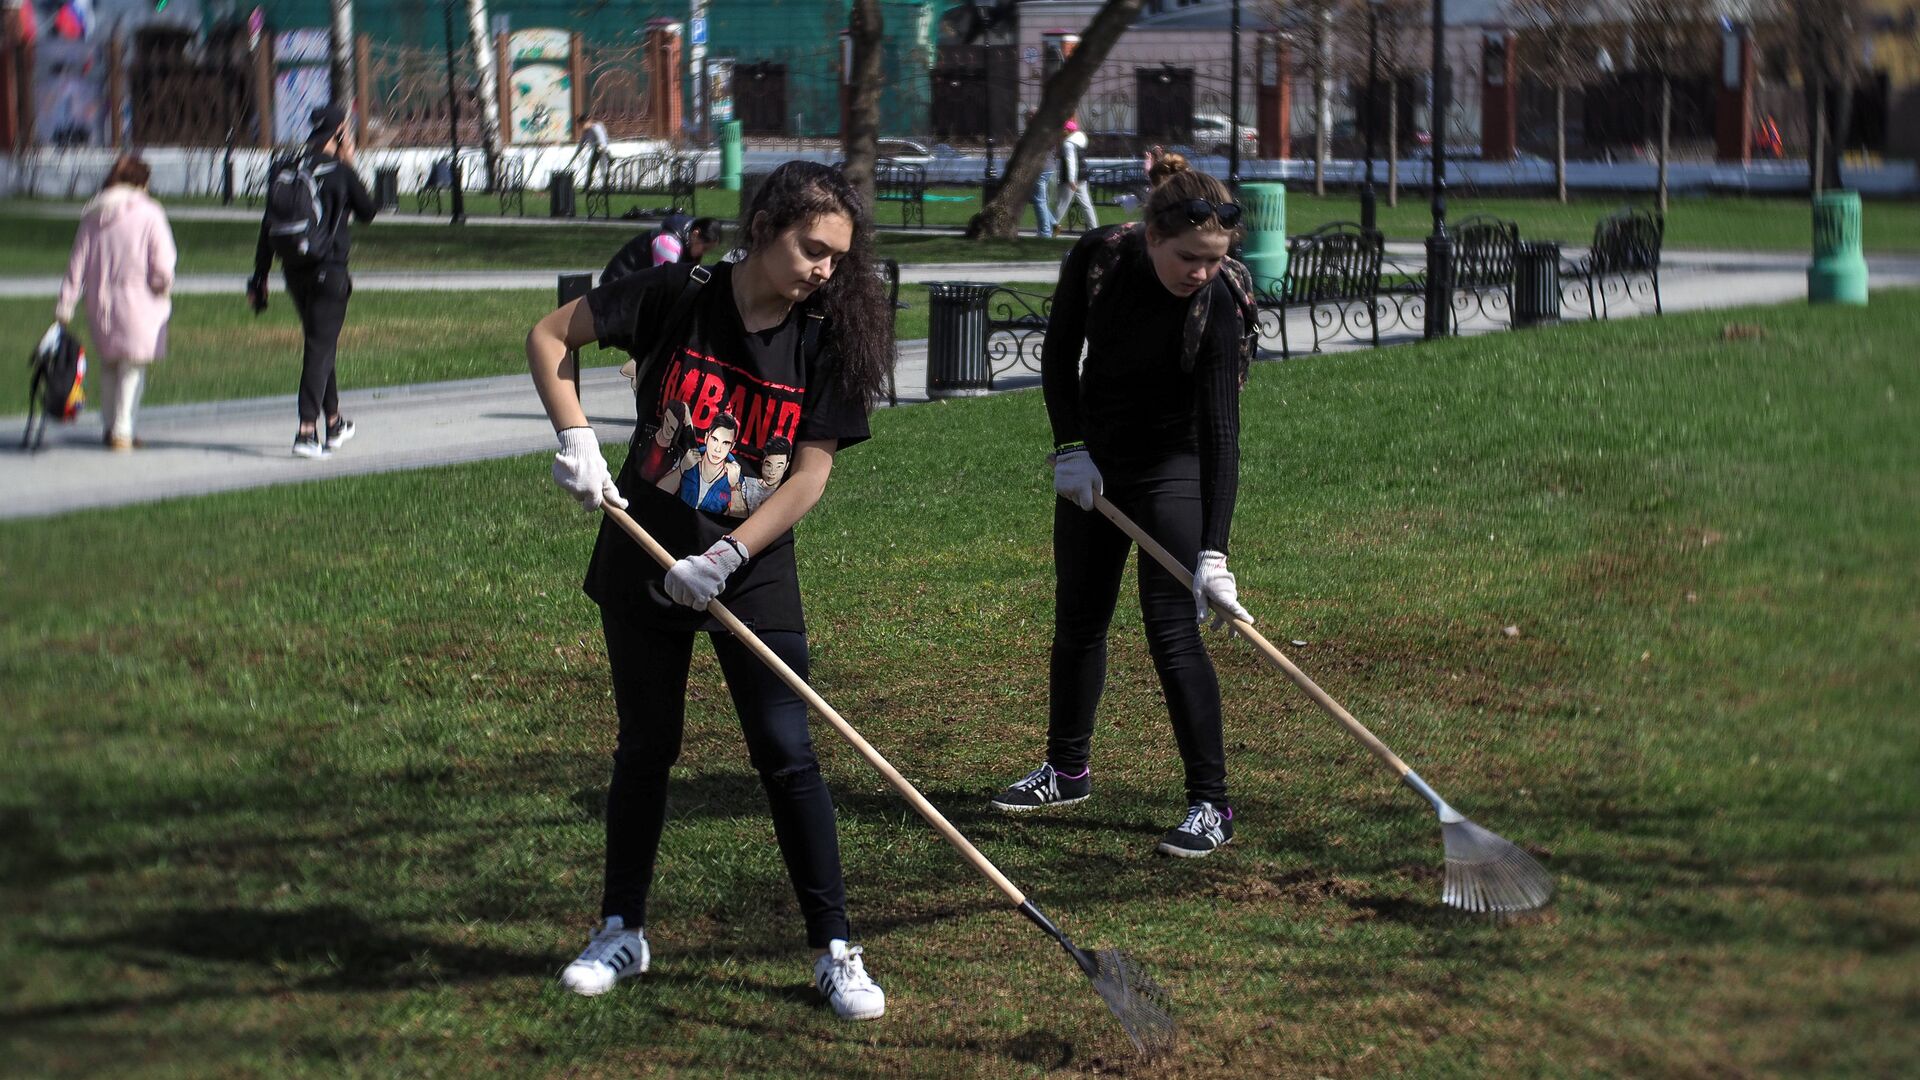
[719, 534, 749, 562]
[1054, 440, 1087, 455]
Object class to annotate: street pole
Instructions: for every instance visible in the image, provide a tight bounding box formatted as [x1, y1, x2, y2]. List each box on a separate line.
[1422, 0, 1450, 339]
[983, 41, 995, 180]
[443, 0, 466, 224]
[1361, 0, 1379, 232]
[1228, 0, 1241, 186]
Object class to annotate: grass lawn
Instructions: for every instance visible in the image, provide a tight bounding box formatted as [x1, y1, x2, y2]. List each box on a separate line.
[3, 293, 1917, 1076]
[0, 281, 1033, 415]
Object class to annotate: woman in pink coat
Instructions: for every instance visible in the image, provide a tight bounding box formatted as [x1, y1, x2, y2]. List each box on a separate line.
[56, 156, 177, 451]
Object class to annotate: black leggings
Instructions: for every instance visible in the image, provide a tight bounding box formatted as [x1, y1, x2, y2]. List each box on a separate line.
[285, 265, 350, 425]
[1047, 454, 1229, 807]
[599, 607, 850, 947]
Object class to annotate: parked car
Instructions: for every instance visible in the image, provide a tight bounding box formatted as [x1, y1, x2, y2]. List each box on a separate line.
[875, 138, 932, 163]
[1192, 113, 1260, 156]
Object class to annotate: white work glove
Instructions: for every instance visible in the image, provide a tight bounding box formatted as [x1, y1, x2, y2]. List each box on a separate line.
[36, 322, 63, 355]
[1192, 550, 1253, 631]
[1050, 446, 1103, 511]
[551, 426, 627, 512]
[664, 536, 748, 610]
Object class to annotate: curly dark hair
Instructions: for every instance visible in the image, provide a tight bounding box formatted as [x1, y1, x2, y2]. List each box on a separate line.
[737, 161, 893, 405]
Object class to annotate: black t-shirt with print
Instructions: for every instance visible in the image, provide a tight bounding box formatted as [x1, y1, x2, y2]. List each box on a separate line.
[582, 260, 870, 632]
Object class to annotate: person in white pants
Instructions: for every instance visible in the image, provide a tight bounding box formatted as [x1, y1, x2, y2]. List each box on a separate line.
[56, 155, 176, 451]
[1053, 119, 1098, 233]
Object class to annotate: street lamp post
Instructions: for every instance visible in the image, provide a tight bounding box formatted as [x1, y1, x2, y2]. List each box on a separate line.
[442, 0, 467, 225]
[1229, 0, 1242, 186]
[1361, 0, 1381, 232]
[1422, 0, 1449, 338]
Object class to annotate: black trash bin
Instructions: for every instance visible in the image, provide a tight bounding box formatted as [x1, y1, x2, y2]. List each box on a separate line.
[374, 166, 400, 211]
[549, 171, 576, 218]
[926, 282, 994, 399]
[1513, 241, 1562, 328]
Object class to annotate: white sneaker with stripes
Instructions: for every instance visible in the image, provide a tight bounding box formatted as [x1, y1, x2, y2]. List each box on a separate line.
[813, 940, 886, 1021]
[559, 916, 649, 996]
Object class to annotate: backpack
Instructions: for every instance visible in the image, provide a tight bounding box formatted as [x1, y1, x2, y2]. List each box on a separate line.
[264, 152, 335, 269]
[1085, 222, 1260, 385]
[22, 322, 86, 451]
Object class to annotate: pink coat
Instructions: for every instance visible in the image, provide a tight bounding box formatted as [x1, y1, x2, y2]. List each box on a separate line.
[56, 185, 177, 363]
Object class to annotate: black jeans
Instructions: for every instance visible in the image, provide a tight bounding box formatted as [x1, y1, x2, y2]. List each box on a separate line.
[599, 607, 850, 947]
[284, 265, 351, 425]
[1048, 454, 1229, 807]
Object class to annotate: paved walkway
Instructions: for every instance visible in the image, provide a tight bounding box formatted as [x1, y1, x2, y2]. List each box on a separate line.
[5, 257, 1918, 521]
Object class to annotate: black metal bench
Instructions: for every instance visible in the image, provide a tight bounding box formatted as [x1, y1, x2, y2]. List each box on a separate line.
[1259, 223, 1386, 358]
[1085, 164, 1142, 207]
[1447, 214, 1521, 330]
[1562, 208, 1664, 319]
[584, 153, 698, 221]
[495, 155, 527, 217]
[872, 158, 927, 227]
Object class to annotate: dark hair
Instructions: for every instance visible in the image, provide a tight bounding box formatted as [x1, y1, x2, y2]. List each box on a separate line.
[1146, 150, 1191, 188]
[761, 434, 793, 459]
[689, 217, 719, 242]
[738, 160, 892, 405]
[102, 155, 151, 190]
[706, 412, 740, 441]
[1144, 168, 1242, 243]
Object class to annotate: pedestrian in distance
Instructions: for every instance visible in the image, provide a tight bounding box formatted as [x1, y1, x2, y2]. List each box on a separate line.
[568, 111, 612, 193]
[247, 104, 378, 459]
[525, 160, 896, 1021]
[55, 154, 175, 451]
[1053, 118, 1098, 233]
[1023, 107, 1057, 239]
[993, 161, 1256, 859]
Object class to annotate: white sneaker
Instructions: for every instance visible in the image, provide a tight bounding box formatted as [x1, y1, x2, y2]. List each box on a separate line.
[812, 940, 885, 1021]
[558, 916, 649, 996]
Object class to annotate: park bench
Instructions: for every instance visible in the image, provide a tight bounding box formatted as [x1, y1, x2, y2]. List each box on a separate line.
[1085, 164, 1142, 207]
[1447, 214, 1521, 330]
[495, 154, 528, 217]
[585, 153, 698, 221]
[1562, 208, 1664, 320]
[871, 158, 928, 227]
[1260, 222, 1386, 358]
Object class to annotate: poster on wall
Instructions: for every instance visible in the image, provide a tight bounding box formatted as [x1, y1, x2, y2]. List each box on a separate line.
[273, 29, 332, 144]
[707, 57, 734, 127]
[35, 37, 106, 145]
[508, 30, 574, 144]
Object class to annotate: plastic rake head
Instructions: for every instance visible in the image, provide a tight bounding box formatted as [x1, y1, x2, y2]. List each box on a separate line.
[1087, 947, 1176, 1057]
[1440, 817, 1555, 914]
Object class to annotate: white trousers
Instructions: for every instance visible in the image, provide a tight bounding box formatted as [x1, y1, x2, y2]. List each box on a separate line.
[98, 360, 146, 442]
[1054, 180, 1099, 232]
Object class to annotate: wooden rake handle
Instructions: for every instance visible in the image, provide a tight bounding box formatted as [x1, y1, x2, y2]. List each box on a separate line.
[600, 502, 1029, 907]
[1091, 495, 1414, 779]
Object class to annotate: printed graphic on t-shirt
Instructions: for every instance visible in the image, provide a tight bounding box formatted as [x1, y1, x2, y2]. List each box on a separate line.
[636, 344, 804, 519]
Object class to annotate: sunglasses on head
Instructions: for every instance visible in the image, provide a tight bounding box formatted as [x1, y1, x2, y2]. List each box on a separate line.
[1159, 198, 1243, 229]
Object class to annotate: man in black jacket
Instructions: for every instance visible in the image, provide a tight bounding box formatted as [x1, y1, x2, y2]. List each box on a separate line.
[249, 105, 379, 459]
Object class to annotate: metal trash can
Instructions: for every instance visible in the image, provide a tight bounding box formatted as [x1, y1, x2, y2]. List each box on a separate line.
[926, 282, 994, 399]
[1512, 241, 1562, 328]
[549, 171, 576, 218]
[374, 166, 400, 211]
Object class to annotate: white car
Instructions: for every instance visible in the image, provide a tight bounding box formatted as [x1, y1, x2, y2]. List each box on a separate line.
[1191, 114, 1259, 156]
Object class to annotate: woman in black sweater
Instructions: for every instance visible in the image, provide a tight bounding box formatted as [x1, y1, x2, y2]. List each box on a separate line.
[992, 165, 1253, 858]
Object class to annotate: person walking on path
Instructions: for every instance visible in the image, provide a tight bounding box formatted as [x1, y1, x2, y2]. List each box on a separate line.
[1023, 109, 1057, 239]
[1053, 118, 1098, 233]
[992, 163, 1254, 859]
[569, 112, 612, 193]
[525, 161, 896, 1021]
[248, 104, 378, 459]
[55, 155, 175, 451]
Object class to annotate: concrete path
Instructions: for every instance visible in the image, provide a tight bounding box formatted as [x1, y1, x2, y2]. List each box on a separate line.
[5, 258, 1918, 521]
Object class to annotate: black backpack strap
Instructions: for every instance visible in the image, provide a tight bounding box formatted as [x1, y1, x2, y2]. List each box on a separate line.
[629, 264, 711, 445]
[800, 307, 827, 365]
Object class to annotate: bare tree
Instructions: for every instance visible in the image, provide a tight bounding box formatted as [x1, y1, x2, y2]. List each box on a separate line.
[1625, 0, 1717, 213]
[1265, 0, 1342, 195]
[1509, 0, 1600, 202]
[841, 0, 885, 208]
[1777, 0, 1868, 192]
[968, 0, 1146, 240]
[1372, 0, 1423, 208]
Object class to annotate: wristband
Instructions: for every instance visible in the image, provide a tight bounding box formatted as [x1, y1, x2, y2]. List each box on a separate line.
[1054, 440, 1087, 455]
[719, 534, 749, 562]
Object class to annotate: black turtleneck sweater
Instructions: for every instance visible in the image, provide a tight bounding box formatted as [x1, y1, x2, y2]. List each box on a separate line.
[1040, 224, 1242, 553]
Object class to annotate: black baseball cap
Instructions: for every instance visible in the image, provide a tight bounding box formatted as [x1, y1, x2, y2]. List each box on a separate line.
[308, 105, 347, 143]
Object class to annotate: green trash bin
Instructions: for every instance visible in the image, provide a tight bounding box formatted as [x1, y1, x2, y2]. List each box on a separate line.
[1239, 182, 1288, 297]
[1808, 190, 1868, 306]
[719, 120, 743, 193]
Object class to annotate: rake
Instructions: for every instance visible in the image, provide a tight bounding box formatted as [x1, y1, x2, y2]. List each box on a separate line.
[1093, 496, 1553, 915]
[601, 503, 1176, 1053]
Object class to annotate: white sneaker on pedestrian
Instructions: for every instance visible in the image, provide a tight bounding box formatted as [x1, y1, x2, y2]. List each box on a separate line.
[812, 939, 885, 1021]
[558, 916, 649, 996]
